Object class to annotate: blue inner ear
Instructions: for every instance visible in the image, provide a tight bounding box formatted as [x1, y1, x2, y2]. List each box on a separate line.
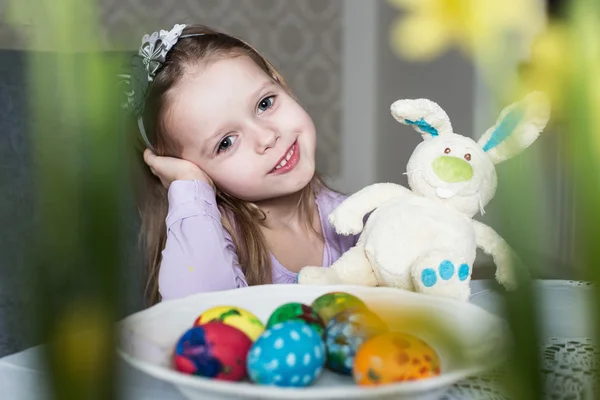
[405, 118, 438, 137]
[483, 104, 526, 152]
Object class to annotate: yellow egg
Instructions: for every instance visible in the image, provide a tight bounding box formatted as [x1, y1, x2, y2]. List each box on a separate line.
[352, 331, 441, 386]
[194, 306, 264, 341]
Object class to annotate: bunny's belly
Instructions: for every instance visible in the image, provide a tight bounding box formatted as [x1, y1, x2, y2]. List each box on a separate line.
[360, 198, 477, 285]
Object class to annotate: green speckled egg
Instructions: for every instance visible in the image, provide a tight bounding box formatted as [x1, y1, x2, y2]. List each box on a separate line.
[266, 303, 325, 336]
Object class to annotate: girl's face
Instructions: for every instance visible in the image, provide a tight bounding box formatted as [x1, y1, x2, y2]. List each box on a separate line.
[167, 55, 317, 202]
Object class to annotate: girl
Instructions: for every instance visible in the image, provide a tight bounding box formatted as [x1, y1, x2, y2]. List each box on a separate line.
[127, 24, 359, 304]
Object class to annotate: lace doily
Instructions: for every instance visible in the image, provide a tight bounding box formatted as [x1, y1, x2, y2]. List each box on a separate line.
[442, 337, 598, 399]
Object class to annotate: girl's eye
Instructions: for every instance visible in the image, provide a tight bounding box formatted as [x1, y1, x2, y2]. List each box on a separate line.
[257, 96, 275, 114]
[217, 136, 237, 153]
[444, 147, 451, 154]
[464, 153, 472, 161]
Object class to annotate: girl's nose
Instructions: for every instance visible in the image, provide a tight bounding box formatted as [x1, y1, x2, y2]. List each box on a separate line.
[254, 128, 279, 153]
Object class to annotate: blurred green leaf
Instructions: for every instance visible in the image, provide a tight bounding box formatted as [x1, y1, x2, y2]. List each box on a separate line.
[6, 0, 126, 399]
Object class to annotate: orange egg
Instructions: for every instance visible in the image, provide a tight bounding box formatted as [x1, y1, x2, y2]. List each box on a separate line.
[352, 332, 441, 386]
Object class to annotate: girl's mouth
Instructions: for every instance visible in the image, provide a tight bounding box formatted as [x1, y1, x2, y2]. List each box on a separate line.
[270, 141, 300, 175]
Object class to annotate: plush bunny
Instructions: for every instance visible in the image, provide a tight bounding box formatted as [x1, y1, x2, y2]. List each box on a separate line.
[298, 92, 550, 301]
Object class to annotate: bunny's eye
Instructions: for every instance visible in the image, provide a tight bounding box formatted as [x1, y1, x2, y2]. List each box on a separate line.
[464, 153, 472, 161]
[444, 148, 451, 154]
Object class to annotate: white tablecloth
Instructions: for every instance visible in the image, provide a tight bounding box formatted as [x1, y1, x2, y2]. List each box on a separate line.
[0, 280, 595, 399]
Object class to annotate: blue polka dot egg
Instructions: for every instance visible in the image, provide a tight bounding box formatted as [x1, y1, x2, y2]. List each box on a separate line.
[247, 320, 326, 387]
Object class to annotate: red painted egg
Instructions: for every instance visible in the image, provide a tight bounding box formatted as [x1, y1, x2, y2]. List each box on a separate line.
[173, 321, 252, 381]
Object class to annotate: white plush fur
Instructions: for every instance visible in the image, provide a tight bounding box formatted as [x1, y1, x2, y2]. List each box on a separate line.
[298, 92, 550, 301]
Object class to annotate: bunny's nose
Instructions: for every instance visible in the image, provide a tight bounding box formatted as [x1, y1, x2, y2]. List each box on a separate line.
[432, 156, 473, 183]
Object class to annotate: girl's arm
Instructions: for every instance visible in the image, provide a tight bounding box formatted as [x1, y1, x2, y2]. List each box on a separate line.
[158, 180, 248, 300]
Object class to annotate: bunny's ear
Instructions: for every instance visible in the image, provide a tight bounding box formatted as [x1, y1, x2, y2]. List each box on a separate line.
[390, 98, 453, 140]
[477, 92, 551, 164]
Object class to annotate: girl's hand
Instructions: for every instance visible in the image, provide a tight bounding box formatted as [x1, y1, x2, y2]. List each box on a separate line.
[143, 149, 213, 190]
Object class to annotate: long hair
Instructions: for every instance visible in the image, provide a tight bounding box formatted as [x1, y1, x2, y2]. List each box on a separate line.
[130, 25, 325, 305]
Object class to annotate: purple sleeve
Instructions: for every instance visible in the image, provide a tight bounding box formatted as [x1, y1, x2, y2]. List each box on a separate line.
[158, 180, 248, 301]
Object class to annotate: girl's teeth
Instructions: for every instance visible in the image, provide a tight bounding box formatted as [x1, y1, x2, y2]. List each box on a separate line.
[274, 147, 295, 170]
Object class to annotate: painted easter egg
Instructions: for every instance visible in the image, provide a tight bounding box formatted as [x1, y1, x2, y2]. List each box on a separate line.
[311, 292, 367, 323]
[247, 320, 326, 387]
[173, 322, 252, 381]
[325, 308, 388, 375]
[194, 305, 264, 341]
[266, 302, 325, 336]
[352, 331, 441, 386]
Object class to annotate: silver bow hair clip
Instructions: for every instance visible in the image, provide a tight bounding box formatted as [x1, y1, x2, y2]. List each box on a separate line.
[119, 24, 186, 116]
[118, 24, 203, 151]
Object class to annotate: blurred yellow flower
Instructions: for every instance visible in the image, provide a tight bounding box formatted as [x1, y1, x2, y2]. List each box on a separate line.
[519, 3, 600, 152]
[518, 23, 571, 115]
[388, 0, 545, 61]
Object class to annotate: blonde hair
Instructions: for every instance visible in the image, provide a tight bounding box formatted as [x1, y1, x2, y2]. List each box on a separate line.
[130, 25, 326, 305]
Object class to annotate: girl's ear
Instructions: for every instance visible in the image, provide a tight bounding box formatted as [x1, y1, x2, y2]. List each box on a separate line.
[390, 98, 454, 140]
[477, 92, 551, 164]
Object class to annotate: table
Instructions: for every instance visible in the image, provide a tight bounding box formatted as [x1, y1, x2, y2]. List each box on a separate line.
[0, 280, 595, 400]
[444, 280, 596, 400]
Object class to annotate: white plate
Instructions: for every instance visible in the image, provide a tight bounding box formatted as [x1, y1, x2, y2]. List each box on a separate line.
[117, 284, 509, 400]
